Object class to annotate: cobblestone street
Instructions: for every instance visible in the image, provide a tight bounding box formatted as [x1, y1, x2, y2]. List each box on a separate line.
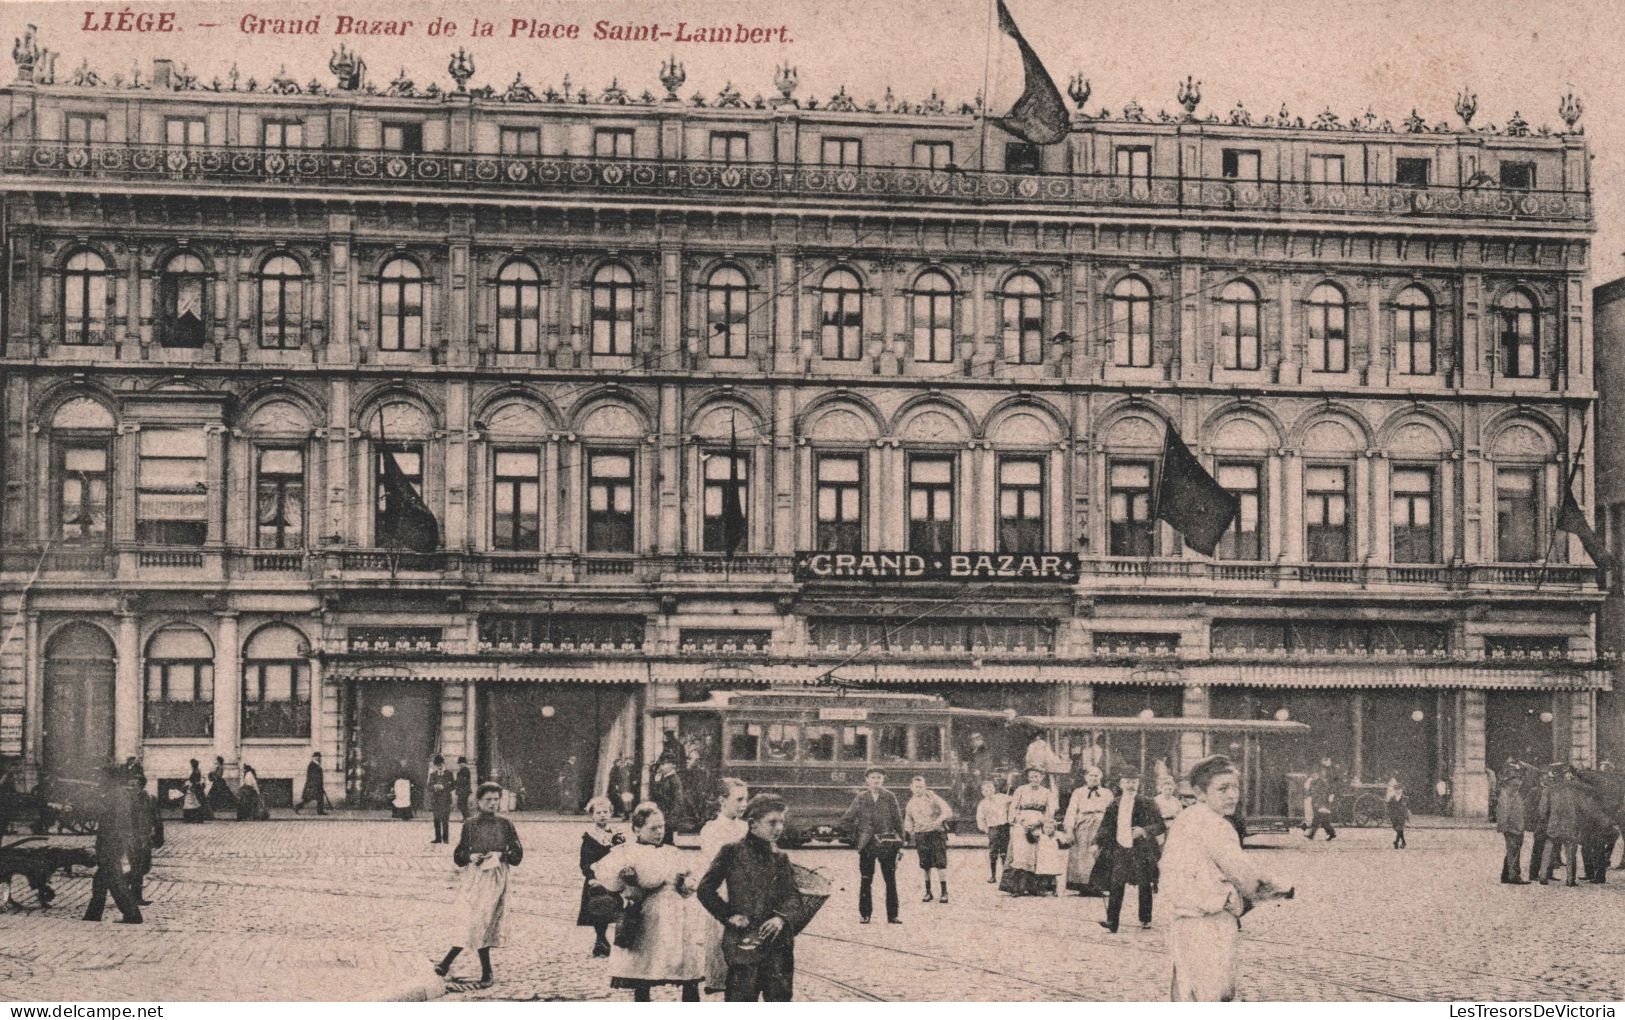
[3, 818, 1623, 1002]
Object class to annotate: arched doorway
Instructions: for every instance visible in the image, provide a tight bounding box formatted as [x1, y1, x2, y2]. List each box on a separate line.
[43, 623, 116, 778]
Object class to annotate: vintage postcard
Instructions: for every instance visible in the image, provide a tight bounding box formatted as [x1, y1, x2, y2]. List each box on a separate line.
[0, 0, 1622, 1006]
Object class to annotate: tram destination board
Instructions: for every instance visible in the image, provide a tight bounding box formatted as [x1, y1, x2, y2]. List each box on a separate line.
[794, 551, 1080, 583]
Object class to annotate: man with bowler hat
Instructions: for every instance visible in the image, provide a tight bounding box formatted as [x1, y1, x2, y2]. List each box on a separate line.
[295, 751, 329, 815]
[1092, 766, 1166, 933]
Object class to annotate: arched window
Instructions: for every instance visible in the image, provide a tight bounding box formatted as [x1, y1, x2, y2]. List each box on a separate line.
[819, 268, 863, 361]
[1110, 276, 1153, 367]
[1306, 283, 1348, 373]
[158, 252, 207, 348]
[910, 271, 955, 363]
[258, 255, 304, 350]
[1000, 273, 1045, 365]
[591, 263, 634, 356]
[1394, 286, 1434, 375]
[62, 251, 109, 346]
[242, 625, 311, 739]
[495, 260, 540, 354]
[144, 625, 214, 739]
[1216, 280, 1261, 370]
[706, 266, 749, 358]
[378, 258, 424, 352]
[1498, 290, 1539, 379]
[50, 398, 114, 547]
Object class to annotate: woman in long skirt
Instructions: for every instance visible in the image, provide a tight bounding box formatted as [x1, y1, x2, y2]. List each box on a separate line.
[1004, 766, 1058, 895]
[577, 796, 626, 958]
[206, 756, 237, 815]
[1161, 756, 1291, 1001]
[593, 802, 704, 1001]
[236, 764, 270, 821]
[436, 782, 524, 988]
[695, 778, 748, 995]
[1063, 766, 1112, 895]
[182, 760, 210, 823]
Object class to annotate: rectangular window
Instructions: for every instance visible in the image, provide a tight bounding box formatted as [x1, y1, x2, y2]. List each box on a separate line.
[55, 442, 109, 545]
[876, 724, 909, 762]
[586, 451, 634, 553]
[144, 660, 214, 739]
[492, 449, 541, 552]
[242, 661, 312, 739]
[997, 457, 1044, 554]
[804, 725, 837, 761]
[821, 137, 861, 166]
[914, 725, 944, 762]
[764, 724, 798, 761]
[727, 722, 762, 761]
[1499, 161, 1536, 190]
[381, 122, 423, 153]
[261, 120, 304, 149]
[254, 447, 305, 550]
[1216, 463, 1263, 560]
[907, 456, 955, 553]
[913, 141, 953, 169]
[1222, 148, 1261, 181]
[593, 128, 634, 158]
[1115, 146, 1152, 194]
[164, 117, 206, 149]
[701, 450, 749, 553]
[136, 428, 208, 546]
[815, 454, 863, 552]
[1391, 467, 1437, 564]
[1309, 154, 1345, 184]
[65, 114, 106, 144]
[1495, 468, 1540, 562]
[500, 127, 540, 156]
[838, 725, 871, 762]
[709, 132, 749, 164]
[1005, 142, 1040, 174]
[1305, 465, 1352, 562]
[1108, 461, 1155, 556]
[373, 444, 423, 543]
[1395, 157, 1430, 187]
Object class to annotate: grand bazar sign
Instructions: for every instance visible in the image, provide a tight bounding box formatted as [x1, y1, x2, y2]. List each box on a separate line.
[793, 551, 1081, 583]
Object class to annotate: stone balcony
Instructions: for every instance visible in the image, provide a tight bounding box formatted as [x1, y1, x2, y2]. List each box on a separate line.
[0, 141, 1591, 225]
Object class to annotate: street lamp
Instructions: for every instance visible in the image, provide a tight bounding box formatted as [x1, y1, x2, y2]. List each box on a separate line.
[1274, 708, 1291, 721]
[380, 704, 396, 718]
[1539, 710, 1554, 724]
[1138, 708, 1155, 720]
[1410, 709, 1425, 723]
[541, 705, 556, 719]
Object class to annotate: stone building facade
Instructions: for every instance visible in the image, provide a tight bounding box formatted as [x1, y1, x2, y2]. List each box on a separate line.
[0, 40, 1606, 813]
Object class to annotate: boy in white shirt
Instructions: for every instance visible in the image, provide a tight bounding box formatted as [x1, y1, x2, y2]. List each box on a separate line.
[903, 776, 955, 903]
[975, 780, 1012, 884]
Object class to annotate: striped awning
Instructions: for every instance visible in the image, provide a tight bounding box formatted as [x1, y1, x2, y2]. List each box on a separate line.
[327, 662, 647, 685]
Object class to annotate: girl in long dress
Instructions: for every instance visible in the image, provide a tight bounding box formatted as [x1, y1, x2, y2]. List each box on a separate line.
[577, 796, 625, 958]
[1063, 766, 1113, 895]
[436, 782, 524, 988]
[1004, 766, 1058, 896]
[236, 764, 270, 821]
[695, 778, 748, 995]
[593, 803, 705, 1002]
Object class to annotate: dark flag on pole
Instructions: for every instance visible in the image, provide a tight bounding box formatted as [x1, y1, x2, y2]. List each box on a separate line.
[377, 438, 440, 554]
[721, 419, 747, 559]
[1154, 427, 1239, 557]
[992, 0, 1069, 145]
[1556, 487, 1616, 572]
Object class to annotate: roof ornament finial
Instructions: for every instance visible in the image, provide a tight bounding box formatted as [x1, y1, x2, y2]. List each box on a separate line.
[1454, 88, 1477, 128]
[447, 48, 474, 93]
[1067, 73, 1090, 111]
[772, 63, 798, 108]
[659, 56, 685, 103]
[1176, 76, 1201, 120]
[329, 43, 365, 91]
[1559, 91, 1584, 132]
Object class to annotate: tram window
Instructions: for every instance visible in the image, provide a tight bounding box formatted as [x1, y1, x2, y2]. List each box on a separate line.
[765, 723, 799, 761]
[805, 725, 837, 761]
[727, 722, 762, 761]
[840, 725, 872, 761]
[914, 725, 944, 762]
[877, 725, 909, 762]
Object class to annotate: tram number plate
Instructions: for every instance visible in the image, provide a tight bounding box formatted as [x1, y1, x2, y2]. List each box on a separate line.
[819, 707, 869, 721]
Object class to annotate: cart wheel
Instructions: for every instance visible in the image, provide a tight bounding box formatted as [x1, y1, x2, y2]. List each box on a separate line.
[1351, 794, 1383, 828]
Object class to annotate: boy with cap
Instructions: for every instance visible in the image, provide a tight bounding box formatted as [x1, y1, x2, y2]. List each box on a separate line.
[698, 794, 801, 1001]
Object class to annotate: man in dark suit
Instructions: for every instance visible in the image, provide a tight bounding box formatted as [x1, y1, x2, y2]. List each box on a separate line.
[123, 762, 161, 906]
[83, 765, 141, 924]
[839, 768, 904, 925]
[1092, 768, 1166, 933]
[426, 754, 455, 844]
[294, 751, 329, 815]
[698, 794, 802, 1001]
[454, 756, 473, 819]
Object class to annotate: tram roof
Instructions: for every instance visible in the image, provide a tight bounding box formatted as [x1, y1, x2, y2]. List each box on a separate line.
[1013, 714, 1312, 734]
[650, 689, 1007, 715]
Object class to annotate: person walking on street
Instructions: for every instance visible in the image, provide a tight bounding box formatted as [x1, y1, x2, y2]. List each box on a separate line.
[436, 782, 524, 988]
[392, 762, 415, 821]
[83, 765, 141, 924]
[1496, 766, 1529, 883]
[1304, 768, 1337, 841]
[206, 756, 237, 816]
[1093, 768, 1166, 933]
[123, 763, 160, 907]
[182, 759, 210, 822]
[1386, 778, 1410, 849]
[1162, 755, 1293, 1001]
[454, 757, 473, 819]
[903, 776, 954, 904]
[428, 755, 455, 844]
[839, 768, 905, 925]
[698, 794, 802, 1002]
[976, 780, 1012, 886]
[237, 764, 270, 821]
[295, 751, 329, 815]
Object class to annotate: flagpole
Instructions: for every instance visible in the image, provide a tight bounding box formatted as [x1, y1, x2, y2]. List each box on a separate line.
[1534, 408, 1589, 592]
[976, 0, 996, 171]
